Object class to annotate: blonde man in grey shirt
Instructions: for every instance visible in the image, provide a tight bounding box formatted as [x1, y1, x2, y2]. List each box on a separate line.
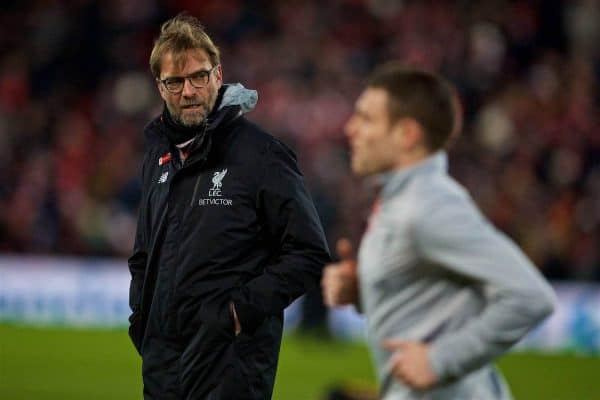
[321, 64, 555, 400]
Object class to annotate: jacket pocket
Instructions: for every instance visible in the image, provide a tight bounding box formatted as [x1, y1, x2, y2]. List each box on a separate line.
[196, 297, 235, 339]
[233, 331, 272, 356]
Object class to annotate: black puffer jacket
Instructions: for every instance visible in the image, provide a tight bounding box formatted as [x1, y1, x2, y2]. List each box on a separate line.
[128, 85, 330, 399]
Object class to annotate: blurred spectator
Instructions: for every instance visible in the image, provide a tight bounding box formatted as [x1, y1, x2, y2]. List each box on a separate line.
[0, 0, 598, 285]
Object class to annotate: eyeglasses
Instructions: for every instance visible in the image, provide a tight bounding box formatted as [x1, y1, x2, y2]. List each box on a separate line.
[158, 65, 219, 93]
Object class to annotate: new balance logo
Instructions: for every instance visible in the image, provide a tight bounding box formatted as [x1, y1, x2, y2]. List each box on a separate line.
[158, 171, 169, 184]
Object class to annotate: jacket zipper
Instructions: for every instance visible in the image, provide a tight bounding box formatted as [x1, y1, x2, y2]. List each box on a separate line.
[190, 173, 203, 207]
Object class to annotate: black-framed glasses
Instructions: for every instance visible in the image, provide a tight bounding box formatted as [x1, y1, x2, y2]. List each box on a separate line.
[158, 64, 219, 93]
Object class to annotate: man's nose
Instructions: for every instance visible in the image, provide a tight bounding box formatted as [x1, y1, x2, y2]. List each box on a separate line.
[181, 78, 197, 97]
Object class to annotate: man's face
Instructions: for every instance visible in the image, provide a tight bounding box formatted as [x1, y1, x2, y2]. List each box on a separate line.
[158, 48, 223, 127]
[345, 88, 401, 176]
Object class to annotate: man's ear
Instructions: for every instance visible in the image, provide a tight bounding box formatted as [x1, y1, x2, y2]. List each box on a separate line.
[393, 118, 425, 150]
[215, 64, 223, 88]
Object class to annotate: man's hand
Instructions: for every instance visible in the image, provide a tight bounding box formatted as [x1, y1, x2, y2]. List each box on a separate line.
[383, 339, 438, 389]
[230, 302, 241, 336]
[321, 238, 358, 306]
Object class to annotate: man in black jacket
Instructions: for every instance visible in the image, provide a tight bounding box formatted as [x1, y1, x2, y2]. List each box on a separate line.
[128, 13, 330, 399]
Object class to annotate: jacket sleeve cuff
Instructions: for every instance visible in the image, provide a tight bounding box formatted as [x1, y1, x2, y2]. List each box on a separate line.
[429, 341, 452, 382]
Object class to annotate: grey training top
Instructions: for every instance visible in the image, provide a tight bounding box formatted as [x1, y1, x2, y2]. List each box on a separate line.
[357, 152, 555, 400]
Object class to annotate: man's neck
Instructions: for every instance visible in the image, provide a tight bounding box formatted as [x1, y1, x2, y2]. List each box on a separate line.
[393, 147, 431, 171]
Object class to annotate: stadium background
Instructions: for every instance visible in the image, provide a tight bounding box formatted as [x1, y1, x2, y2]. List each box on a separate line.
[1, 0, 599, 399]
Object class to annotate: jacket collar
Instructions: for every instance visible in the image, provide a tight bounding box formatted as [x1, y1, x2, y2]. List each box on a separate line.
[148, 83, 258, 167]
[378, 151, 448, 200]
[204, 83, 258, 132]
[185, 83, 257, 165]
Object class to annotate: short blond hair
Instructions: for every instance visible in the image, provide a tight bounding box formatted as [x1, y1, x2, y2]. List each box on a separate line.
[149, 13, 220, 78]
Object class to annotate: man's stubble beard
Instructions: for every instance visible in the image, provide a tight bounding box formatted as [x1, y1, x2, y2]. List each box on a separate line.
[177, 107, 208, 127]
[351, 150, 394, 177]
[171, 90, 218, 127]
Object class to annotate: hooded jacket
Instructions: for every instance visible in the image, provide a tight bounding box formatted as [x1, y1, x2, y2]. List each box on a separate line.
[128, 84, 330, 399]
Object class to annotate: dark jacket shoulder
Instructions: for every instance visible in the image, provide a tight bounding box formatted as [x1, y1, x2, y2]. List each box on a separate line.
[224, 117, 298, 166]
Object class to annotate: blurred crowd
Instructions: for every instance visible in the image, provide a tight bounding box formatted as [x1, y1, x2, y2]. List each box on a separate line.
[0, 0, 599, 281]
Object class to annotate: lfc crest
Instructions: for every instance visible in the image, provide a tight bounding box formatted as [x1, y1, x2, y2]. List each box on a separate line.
[209, 169, 228, 197]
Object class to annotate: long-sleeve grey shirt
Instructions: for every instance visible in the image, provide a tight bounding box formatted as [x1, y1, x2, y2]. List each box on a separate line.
[357, 152, 555, 400]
